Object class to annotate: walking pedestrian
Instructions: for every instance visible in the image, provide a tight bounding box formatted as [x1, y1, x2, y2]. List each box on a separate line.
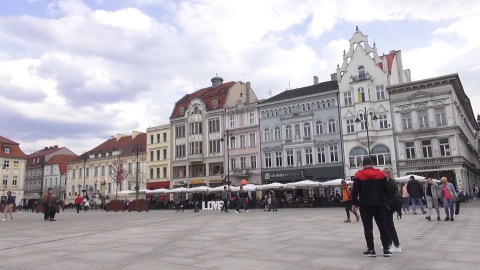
[424, 176, 441, 221]
[48, 191, 58, 221]
[221, 186, 229, 212]
[270, 190, 278, 212]
[192, 192, 200, 212]
[351, 157, 391, 257]
[235, 186, 250, 213]
[383, 167, 402, 253]
[341, 180, 359, 223]
[42, 188, 52, 221]
[401, 183, 410, 214]
[407, 176, 427, 215]
[83, 197, 90, 212]
[439, 177, 457, 221]
[75, 194, 82, 213]
[2, 191, 14, 221]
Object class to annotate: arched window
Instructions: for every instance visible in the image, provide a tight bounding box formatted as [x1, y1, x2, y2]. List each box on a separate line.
[306, 103, 311, 111]
[285, 125, 292, 140]
[316, 101, 321, 109]
[349, 147, 368, 168]
[302, 104, 306, 112]
[358, 65, 365, 78]
[328, 119, 336, 133]
[315, 121, 323, 135]
[283, 107, 287, 115]
[326, 99, 331, 107]
[371, 145, 391, 166]
[287, 106, 292, 114]
[263, 128, 270, 142]
[274, 127, 281, 140]
[303, 122, 311, 137]
[194, 107, 200, 114]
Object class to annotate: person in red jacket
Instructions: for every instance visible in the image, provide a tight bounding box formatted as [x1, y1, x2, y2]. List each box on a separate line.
[351, 157, 391, 258]
[75, 195, 83, 213]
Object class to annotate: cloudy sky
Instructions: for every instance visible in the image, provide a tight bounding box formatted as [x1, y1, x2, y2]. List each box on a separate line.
[1, 0, 479, 155]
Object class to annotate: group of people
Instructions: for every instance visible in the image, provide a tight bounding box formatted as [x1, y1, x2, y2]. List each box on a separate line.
[74, 194, 90, 213]
[42, 188, 59, 221]
[350, 156, 461, 258]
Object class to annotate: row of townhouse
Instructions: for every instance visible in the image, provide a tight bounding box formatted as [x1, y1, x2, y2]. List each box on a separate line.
[2, 28, 480, 204]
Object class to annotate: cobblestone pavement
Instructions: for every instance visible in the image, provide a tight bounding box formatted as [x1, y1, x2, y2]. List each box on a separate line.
[0, 200, 479, 270]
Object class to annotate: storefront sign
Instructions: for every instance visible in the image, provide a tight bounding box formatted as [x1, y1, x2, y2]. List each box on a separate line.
[209, 180, 223, 183]
[202, 201, 224, 210]
[265, 172, 301, 180]
[190, 179, 204, 185]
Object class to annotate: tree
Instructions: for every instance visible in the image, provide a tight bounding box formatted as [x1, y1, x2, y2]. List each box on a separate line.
[110, 157, 129, 200]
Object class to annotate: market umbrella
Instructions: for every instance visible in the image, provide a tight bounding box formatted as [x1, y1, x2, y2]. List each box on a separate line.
[117, 190, 136, 196]
[319, 179, 352, 186]
[286, 180, 321, 188]
[167, 187, 188, 193]
[395, 175, 426, 183]
[256, 182, 291, 190]
[187, 186, 211, 193]
[230, 184, 258, 192]
[145, 188, 170, 195]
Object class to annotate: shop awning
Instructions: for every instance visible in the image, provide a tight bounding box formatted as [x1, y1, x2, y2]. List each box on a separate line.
[147, 181, 170, 189]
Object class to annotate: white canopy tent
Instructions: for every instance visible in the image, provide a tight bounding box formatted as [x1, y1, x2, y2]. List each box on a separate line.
[286, 180, 321, 188]
[320, 179, 352, 186]
[187, 186, 211, 193]
[145, 188, 170, 195]
[229, 184, 258, 192]
[167, 187, 188, 193]
[256, 182, 291, 190]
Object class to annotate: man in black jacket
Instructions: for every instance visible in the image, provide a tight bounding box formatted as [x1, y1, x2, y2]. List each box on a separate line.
[407, 175, 427, 215]
[352, 157, 391, 257]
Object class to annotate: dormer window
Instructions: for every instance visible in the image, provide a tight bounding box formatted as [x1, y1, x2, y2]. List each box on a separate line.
[4, 147, 10, 154]
[212, 100, 218, 109]
[358, 65, 365, 78]
[194, 107, 200, 114]
[179, 107, 185, 116]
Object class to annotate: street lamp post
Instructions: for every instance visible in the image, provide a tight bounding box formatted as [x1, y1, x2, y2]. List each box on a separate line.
[39, 161, 46, 197]
[134, 144, 142, 201]
[220, 130, 235, 189]
[82, 152, 88, 197]
[355, 107, 378, 157]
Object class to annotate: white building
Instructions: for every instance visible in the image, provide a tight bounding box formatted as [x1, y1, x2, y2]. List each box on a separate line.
[388, 74, 480, 191]
[336, 27, 411, 179]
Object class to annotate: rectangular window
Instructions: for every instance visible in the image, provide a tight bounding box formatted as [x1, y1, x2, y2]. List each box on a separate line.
[150, 168, 154, 180]
[86, 168, 89, 177]
[209, 162, 223, 176]
[189, 122, 203, 135]
[249, 112, 255, 125]
[209, 140, 221, 153]
[189, 141, 203, 155]
[12, 176, 18, 186]
[418, 110, 429, 128]
[240, 157, 246, 170]
[286, 150, 294, 166]
[94, 167, 98, 177]
[317, 147, 326, 163]
[163, 149, 167, 160]
[305, 148, 313, 165]
[3, 160, 9, 168]
[156, 168, 160, 179]
[157, 134, 160, 143]
[402, 112, 412, 129]
[439, 138, 451, 156]
[229, 137, 236, 149]
[240, 135, 246, 148]
[175, 125, 186, 138]
[3, 175, 8, 186]
[378, 114, 388, 129]
[150, 151, 154, 161]
[163, 132, 167, 142]
[264, 153, 272, 168]
[190, 164, 205, 177]
[208, 118, 220, 133]
[13, 161, 19, 168]
[405, 142, 415, 159]
[275, 151, 283, 167]
[229, 116, 235, 128]
[344, 91, 352, 106]
[376, 85, 385, 100]
[435, 107, 446, 126]
[175, 145, 186, 157]
[250, 156, 257, 169]
[173, 166, 186, 178]
[346, 119, 355, 133]
[101, 166, 105, 176]
[163, 167, 167, 178]
[249, 133, 256, 146]
[150, 135, 154, 144]
[230, 158, 236, 171]
[156, 150, 160, 161]
[73, 169, 76, 179]
[330, 145, 339, 162]
[422, 140, 433, 158]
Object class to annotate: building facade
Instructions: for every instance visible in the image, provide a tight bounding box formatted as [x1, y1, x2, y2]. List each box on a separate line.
[258, 78, 344, 187]
[169, 77, 254, 189]
[24, 145, 75, 199]
[146, 124, 171, 189]
[336, 27, 411, 179]
[224, 82, 261, 186]
[67, 131, 146, 202]
[388, 74, 480, 192]
[0, 136, 27, 204]
[43, 154, 77, 201]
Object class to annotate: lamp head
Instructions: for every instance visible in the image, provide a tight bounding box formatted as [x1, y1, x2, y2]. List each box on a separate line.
[354, 117, 361, 123]
[372, 115, 379, 121]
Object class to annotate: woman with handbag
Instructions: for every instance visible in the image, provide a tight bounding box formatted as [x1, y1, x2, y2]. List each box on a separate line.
[383, 167, 402, 253]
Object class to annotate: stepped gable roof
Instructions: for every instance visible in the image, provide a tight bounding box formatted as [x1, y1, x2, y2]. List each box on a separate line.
[26, 146, 64, 167]
[0, 136, 27, 159]
[260, 80, 338, 105]
[170, 81, 235, 119]
[46, 154, 78, 174]
[88, 133, 147, 158]
[379, 52, 395, 75]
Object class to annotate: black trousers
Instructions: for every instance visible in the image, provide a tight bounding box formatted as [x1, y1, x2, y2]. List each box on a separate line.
[344, 200, 357, 219]
[43, 204, 50, 220]
[221, 199, 228, 212]
[360, 205, 390, 251]
[385, 210, 400, 246]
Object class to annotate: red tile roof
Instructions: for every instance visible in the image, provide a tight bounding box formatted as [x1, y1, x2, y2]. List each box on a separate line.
[0, 136, 27, 159]
[170, 81, 236, 119]
[379, 52, 395, 75]
[26, 146, 67, 168]
[88, 133, 147, 158]
[46, 154, 78, 174]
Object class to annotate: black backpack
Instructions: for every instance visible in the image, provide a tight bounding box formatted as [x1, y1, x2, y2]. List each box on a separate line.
[385, 182, 403, 219]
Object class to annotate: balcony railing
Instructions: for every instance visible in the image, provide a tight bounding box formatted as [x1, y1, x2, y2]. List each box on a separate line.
[399, 156, 462, 167]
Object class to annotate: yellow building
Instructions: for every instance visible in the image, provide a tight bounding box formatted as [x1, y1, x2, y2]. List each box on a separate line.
[0, 136, 27, 204]
[146, 124, 171, 189]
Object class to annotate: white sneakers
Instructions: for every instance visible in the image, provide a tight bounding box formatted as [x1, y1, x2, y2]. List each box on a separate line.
[390, 246, 402, 253]
[2, 218, 12, 221]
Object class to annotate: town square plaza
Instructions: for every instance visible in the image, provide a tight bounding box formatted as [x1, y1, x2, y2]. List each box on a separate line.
[0, 202, 479, 270]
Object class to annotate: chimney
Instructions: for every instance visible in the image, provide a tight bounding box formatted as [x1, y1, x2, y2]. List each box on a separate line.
[313, 76, 319, 85]
[211, 76, 223, 88]
[132, 131, 142, 139]
[44, 147, 48, 150]
[330, 73, 338, 81]
[116, 134, 126, 141]
[54, 145, 58, 149]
